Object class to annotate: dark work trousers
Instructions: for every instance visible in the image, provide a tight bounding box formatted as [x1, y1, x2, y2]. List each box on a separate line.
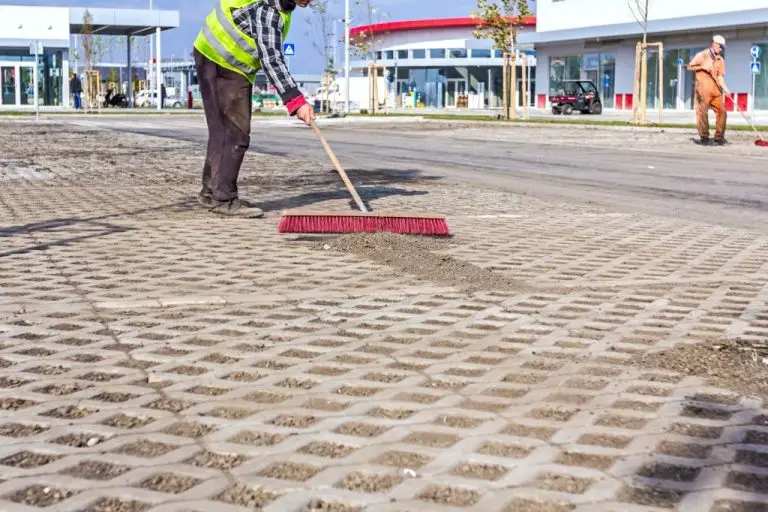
[194, 49, 253, 202]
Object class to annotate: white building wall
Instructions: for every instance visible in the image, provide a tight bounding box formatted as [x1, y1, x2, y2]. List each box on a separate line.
[537, 0, 766, 33]
[0, 6, 70, 46]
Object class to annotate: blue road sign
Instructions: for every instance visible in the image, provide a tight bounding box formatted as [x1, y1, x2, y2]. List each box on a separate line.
[752, 45, 762, 60]
[752, 61, 762, 75]
[677, 58, 684, 66]
[282, 43, 296, 56]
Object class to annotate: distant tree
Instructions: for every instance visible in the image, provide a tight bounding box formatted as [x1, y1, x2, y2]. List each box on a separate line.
[628, 0, 651, 124]
[306, 0, 338, 72]
[472, 0, 532, 119]
[351, 0, 387, 113]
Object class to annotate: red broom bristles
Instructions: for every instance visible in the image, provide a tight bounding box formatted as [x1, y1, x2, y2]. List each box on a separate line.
[279, 214, 451, 236]
[757, 139, 768, 147]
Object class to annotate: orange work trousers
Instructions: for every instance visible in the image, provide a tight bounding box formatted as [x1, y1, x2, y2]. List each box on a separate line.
[695, 89, 727, 141]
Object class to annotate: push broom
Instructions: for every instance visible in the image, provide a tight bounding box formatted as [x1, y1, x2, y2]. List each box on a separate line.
[279, 121, 451, 236]
[709, 71, 768, 147]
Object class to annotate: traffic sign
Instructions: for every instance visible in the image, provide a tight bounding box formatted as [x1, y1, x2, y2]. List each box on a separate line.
[282, 43, 296, 56]
[752, 61, 762, 75]
[677, 58, 684, 66]
[752, 45, 762, 60]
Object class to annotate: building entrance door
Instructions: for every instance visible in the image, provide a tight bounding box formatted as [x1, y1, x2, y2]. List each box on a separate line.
[0, 63, 36, 107]
[445, 79, 466, 108]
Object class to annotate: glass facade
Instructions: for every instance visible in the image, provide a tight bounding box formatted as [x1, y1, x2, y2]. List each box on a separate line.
[387, 65, 533, 110]
[549, 53, 615, 108]
[0, 50, 63, 107]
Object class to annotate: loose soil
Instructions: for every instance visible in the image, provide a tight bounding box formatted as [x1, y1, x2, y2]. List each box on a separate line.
[368, 407, 415, 420]
[0, 423, 49, 438]
[101, 414, 155, 430]
[229, 430, 286, 446]
[452, 462, 509, 481]
[51, 433, 107, 448]
[373, 451, 431, 469]
[187, 451, 247, 470]
[304, 398, 350, 411]
[114, 440, 177, 458]
[299, 441, 358, 459]
[617, 485, 684, 509]
[318, 233, 531, 293]
[304, 500, 363, 512]
[418, 485, 481, 507]
[477, 442, 532, 459]
[215, 484, 280, 508]
[578, 434, 631, 449]
[633, 339, 768, 400]
[260, 462, 321, 481]
[83, 498, 151, 512]
[1, 451, 63, 468]
[402, 432, 459, 448]
[504, 499, 575, 512]
[6, 486, 76, 507]
[335, 422, 389, 438]
[336, 472, 403, 493]
[64, 461, 130, 480]
[140, 473, 201, 494]
[534, 473, 594, 494]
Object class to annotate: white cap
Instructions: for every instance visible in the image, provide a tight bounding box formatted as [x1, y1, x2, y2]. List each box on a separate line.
[713, 35, 726, 46]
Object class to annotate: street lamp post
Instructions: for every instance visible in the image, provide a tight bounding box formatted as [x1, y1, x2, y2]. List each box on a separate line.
[344, 0, 350, 113]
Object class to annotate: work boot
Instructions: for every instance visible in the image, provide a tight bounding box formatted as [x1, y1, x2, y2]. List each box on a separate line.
[198, 188, 213, 206]
[209, 198, 264, 218]
[697, 137, 711, 146]
[712, 138, 729, 146]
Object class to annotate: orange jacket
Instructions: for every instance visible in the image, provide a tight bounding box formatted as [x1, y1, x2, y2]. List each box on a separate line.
[688, 49, 726, 97]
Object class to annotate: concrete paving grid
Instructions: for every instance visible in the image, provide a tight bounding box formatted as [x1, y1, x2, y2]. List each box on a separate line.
[1, 119, 768, 511]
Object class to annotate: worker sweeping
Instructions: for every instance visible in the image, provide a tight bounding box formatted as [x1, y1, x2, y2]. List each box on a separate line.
[193, 0, 315, 218]
[687, 35, 729, 146]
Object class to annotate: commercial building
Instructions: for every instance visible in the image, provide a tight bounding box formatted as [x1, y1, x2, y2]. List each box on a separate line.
[0, 4, 179, 109]
[530, 0, 768, 112]
[350, 18, 537, 110]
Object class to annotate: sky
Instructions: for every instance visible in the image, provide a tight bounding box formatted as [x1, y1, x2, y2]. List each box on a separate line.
[4, 0, 511, 73]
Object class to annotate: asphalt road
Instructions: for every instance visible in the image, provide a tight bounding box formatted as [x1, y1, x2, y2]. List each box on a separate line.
[61, 115, 768, 234]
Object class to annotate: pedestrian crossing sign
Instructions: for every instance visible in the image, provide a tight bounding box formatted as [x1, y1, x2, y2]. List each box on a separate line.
[752, 61, 762, 75]
[283, 43, 296, 56]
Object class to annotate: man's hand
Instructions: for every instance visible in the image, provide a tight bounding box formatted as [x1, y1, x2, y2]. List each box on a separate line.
[295, 103, 315, 126]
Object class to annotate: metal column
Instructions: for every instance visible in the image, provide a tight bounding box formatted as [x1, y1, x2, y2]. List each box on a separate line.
[127, 35, 133, 107]
[156, 27, 162, 111]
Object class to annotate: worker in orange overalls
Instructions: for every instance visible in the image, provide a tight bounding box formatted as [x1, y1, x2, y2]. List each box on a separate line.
[688, 35, 729, 145]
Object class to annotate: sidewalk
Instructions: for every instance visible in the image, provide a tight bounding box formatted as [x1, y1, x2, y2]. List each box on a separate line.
[1, 120, 768, 511]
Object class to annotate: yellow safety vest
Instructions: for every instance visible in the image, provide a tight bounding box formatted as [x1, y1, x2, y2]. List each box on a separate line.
[194, 0, 291, 83]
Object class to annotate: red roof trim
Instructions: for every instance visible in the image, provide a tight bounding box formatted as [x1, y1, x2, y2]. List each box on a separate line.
[350, 17, 537, 38]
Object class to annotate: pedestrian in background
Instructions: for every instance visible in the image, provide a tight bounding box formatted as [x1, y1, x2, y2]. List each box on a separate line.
[70, 73, 83, 110]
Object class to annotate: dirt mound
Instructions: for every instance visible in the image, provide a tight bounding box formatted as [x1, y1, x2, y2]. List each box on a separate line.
[319, 233, 530, 293]
[634, 339, 768, 400]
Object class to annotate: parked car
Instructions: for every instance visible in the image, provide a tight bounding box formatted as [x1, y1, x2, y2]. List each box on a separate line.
[550, 80, 603, 115]
[134, 90, 183, 109]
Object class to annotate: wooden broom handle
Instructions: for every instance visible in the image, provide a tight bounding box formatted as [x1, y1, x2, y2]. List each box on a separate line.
[311, 121, 369, 213]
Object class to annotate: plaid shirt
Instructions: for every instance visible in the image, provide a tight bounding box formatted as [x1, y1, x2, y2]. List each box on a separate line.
[232, 0, 301, 104]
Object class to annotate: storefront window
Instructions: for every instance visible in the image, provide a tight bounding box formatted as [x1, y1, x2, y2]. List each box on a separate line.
[472, 49, 492, 58]
[412, 49, 426, 59]
[756, 43, 768, 110]
[397, 50, 408, 59]
[549, 56, 580, 94]
[599, 54, 615, 109]
[430, 49, 445, 59]
[384, 51, 394, 60]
